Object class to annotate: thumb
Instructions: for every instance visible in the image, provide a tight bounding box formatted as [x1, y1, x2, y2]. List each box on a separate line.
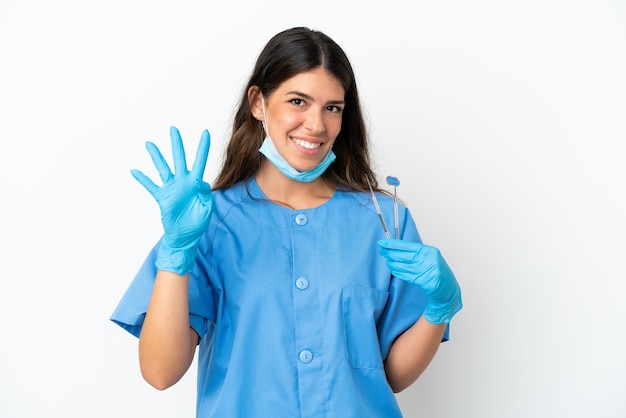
[195, 180, 213, 206]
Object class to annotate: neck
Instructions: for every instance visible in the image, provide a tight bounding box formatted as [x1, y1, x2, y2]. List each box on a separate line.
[255, 160, 335, 210]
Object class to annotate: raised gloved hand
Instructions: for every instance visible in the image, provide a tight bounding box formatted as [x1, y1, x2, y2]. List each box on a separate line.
[131, 126, 213, 275]
[377, 239, 462, 324]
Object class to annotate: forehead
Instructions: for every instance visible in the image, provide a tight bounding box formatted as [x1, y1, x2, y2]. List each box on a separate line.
[274, 67, 345, 99]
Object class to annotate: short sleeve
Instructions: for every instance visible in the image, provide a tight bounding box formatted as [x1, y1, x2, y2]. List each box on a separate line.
[376, 277, 450, 360]
[110, 239, 217, 340]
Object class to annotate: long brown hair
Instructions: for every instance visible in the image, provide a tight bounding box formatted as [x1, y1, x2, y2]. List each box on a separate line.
[212, 27, 380, 192]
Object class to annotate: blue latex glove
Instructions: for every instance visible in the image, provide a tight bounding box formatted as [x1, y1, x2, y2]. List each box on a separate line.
[378, 239, 462, 324]
[131, 126, 213, 275]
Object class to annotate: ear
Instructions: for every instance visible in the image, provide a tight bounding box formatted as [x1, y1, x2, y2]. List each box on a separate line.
[248, 85, 264, 121]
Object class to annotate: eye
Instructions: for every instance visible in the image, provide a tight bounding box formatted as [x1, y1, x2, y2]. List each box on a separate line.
[327, 105, 343, 113]
[289, 98, 305, 106]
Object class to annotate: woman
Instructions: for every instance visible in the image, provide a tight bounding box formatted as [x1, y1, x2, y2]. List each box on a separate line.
[111, 26, 462, 417]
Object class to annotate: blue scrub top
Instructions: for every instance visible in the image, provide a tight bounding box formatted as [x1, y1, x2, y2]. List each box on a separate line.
[111, 178, 448, 417]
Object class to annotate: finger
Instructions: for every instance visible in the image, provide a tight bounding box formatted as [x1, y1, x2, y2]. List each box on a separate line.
[377, 238, 423, 252]
[384, 260, 420, 283]
[387, 258, 436, 276]
[197, 185, 214, 210]
[131, 169, 159, 195]
[196, 180, 213, 196]
[379, 248, 419, 263]
[191, 129, 211, 180]
[170, 126, 188, 175]
[145, 141, 172, 184]
[385, 244, 440, 264]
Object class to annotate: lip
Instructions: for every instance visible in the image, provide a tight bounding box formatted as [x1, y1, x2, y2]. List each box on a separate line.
[291, 136, 324, 155]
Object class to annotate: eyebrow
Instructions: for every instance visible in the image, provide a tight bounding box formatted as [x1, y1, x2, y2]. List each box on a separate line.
[286, 90, 345, 105]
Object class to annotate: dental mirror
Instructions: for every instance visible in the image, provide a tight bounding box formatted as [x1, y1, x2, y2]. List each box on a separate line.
[386, 176, 400, 239]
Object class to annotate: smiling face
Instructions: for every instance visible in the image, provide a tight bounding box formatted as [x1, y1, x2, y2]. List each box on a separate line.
[252, 67, 345, 173]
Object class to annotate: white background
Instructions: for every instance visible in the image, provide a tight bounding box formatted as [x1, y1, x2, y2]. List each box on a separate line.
[1, 1, 625, 417]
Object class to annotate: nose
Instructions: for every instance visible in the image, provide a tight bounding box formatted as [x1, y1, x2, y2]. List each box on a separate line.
[303, 108, 325, 135]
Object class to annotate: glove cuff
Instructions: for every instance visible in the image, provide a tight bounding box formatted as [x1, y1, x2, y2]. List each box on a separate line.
[155, 242, 198, 275]
[423, 286, 463, 324]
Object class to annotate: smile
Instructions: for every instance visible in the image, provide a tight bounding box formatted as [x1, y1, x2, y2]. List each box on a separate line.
[292, 138, 322, 150]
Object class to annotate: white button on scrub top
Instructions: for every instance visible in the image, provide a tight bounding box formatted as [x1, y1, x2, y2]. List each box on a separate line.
[299, 349, 313, 363]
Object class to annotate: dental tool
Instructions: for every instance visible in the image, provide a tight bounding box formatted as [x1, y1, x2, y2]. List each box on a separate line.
[385, 176, 400, 239]
[366, 177, 391, 239]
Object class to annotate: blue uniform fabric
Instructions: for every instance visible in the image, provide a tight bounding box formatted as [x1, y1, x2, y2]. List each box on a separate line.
[111, 178, 449, 417]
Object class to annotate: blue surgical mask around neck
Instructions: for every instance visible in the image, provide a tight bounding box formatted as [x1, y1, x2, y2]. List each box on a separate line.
[258, 97, 336, 183]
[259, 136, 336, 182]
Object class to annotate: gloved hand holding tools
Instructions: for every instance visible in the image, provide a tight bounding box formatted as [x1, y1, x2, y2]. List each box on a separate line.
[378, 239, 462, 324]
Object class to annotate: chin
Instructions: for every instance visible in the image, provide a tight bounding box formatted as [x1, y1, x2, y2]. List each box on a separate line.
[293, 163, 320, 173]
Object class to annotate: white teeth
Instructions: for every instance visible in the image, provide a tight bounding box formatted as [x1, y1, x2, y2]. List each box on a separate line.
[293, 138, 321, 150]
